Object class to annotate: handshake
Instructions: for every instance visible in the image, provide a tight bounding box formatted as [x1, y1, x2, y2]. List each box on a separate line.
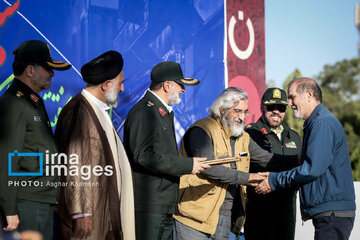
[248, 172, 273, 194]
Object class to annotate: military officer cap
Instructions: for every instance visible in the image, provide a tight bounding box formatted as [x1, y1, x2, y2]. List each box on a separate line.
[81, 50, 124, 84]
[262, 88, 288, 105]
[151, 61, 199, 86]
[13, 40, 71, 70]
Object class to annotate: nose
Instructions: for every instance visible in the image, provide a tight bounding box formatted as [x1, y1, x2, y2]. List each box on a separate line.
[49, 69, 54, 77]
[120, 83, 124, 93]
[288, 100, 293, 108]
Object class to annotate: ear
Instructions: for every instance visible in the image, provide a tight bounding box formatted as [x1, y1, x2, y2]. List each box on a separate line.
[163, 81, 172, 93]
[25, 65, 35, 77]
[101, 80, 112, 92]
[306, 89, 314, 101]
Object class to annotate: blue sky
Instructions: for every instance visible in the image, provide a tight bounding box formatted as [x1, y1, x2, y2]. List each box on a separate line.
[265, 0, 359, 88]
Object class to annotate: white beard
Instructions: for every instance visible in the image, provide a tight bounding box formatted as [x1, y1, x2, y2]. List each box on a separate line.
[222, 113, 245, 137]
[105, 84, 119, 107]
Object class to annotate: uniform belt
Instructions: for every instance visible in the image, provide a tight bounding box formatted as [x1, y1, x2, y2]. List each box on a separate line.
[313, 210, 355, 219]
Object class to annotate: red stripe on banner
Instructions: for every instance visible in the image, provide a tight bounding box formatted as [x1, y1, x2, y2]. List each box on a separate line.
[226, 0, 265, 124]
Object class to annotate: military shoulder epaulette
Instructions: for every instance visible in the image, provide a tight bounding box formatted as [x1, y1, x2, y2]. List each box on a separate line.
[16, 91, 24, 97]
[147, 101, 154, 107]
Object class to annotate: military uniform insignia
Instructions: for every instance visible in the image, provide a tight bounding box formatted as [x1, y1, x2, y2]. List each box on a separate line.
[246, 124, 252, 128]
[30, 94, 39, 103]
[273, 89, 281, 99]
[158, 107, 166, 117]
[261, 128, 268, 134]
[147, 101, 154, 107]
[285, 141, 297, 148]
[34, 116, 42, 122]
[16, 91, 24, 97]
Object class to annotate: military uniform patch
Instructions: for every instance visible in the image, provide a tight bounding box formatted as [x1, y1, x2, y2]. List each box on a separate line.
[147, 101, 154, 107]
[30, 94, 39, 103]
[158, 107, 166, 117]
[285, 141, 297, 148]
[34, 116, 42, 122]
[261, 128, 268, 134]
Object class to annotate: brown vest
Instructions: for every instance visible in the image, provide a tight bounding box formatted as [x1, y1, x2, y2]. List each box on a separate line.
[174, 116, 250, 234]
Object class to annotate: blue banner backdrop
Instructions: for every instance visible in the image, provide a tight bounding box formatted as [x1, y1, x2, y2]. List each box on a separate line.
[0, 0, 226, 141]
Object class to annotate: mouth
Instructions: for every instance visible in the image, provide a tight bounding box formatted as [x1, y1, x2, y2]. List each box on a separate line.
[270, 114, 281, 120]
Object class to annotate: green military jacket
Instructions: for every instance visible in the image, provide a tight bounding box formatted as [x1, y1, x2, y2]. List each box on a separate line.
[0, 79, 59, 216]
[123, 90, 193, 214]
[244, 117, 302, 240]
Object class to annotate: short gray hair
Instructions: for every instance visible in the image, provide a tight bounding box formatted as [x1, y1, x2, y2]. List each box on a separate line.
[208, 87, 248, 118]
[288, 77, 322, 103]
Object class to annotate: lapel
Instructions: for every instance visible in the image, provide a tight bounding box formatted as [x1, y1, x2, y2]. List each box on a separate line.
[144, 91, 177, 142]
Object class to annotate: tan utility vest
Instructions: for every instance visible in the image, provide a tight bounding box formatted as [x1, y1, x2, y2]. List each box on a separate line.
[173, 116, 250, 235]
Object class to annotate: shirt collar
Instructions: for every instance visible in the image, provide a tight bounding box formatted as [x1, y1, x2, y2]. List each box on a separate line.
[82, 89, 111, 112]
[148, 89, 173, 112]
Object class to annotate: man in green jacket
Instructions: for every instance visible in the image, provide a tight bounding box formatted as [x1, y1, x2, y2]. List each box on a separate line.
[0, 40, 70, 239]
[123, 61, 210, 240]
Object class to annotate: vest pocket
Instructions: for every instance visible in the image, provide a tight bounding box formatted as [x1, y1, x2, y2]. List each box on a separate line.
[177, 175, 220, 222]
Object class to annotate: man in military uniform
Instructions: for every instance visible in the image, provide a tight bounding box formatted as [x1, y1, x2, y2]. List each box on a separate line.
[0, 40, 71, 239]
[123, 61, 210, 240]
[244, 88, 302, 240]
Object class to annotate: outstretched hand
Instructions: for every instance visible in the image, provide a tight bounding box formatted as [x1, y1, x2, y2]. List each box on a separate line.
[247, 173, 266, 187]
[255, 173, 273, 194]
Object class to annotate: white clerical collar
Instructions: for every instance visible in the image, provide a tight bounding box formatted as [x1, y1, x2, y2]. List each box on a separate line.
[148, 89, 173, 113]
[82, 89, 113, 125]
[82, 89, 111, 112]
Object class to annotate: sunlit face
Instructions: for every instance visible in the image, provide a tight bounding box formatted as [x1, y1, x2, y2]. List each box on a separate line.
[32, 65, 54, 92]
[105, 70, 124, 107]
[222, 100, 249, 137]
[168, 81, 185, 105]
[288, 83, 307, 119]
[261, 104, 286, 129]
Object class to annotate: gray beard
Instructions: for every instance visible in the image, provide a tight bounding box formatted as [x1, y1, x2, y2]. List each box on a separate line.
[105, 87, 119, 107]
[221, 114, 245, 137]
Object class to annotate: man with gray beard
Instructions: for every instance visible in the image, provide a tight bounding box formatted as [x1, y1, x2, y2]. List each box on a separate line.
[55, 51, 135, 240]
[173, 87, 300, 240]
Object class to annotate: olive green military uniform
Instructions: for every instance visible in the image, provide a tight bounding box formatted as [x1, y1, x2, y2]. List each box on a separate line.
[123, 90, 193, 240]
[0, 79, 59, 237]
[244, 117, 302, 240]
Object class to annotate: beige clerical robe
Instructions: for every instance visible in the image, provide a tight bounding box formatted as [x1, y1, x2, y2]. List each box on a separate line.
[55, 92, 135, 240]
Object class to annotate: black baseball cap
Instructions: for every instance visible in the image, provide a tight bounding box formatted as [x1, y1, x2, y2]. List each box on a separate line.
[261, 88, 288, 105]
[13, 40, 71, 71]
[151, 61, 199, 86]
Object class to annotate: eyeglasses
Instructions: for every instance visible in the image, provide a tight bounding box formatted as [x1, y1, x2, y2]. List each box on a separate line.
[266, 105, 287, 112]
[232, 108, 250, 116]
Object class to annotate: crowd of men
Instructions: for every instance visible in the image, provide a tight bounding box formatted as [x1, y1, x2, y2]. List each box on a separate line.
[0, 40, 356, 240]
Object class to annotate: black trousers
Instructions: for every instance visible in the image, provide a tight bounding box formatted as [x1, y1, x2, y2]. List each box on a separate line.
[312, 213, 355, 240]
[135, 212, 173, 240]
